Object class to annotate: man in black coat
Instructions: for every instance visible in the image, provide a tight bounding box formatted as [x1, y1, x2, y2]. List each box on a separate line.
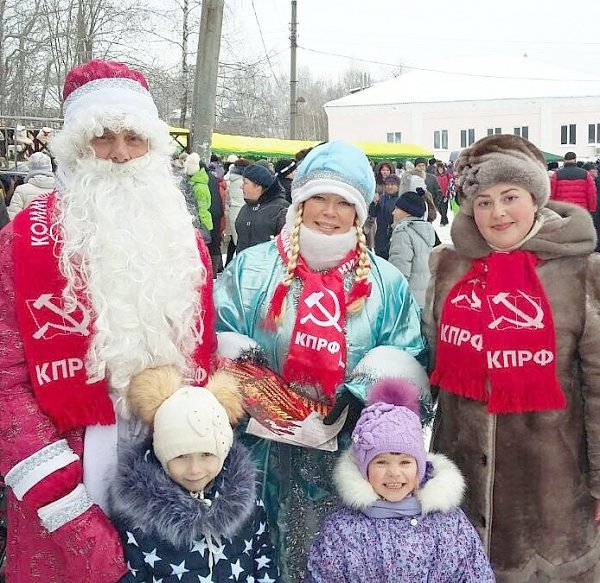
[415, 157, 447, 225]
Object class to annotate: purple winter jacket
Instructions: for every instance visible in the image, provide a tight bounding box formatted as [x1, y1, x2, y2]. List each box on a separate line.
[305, 451, 495, 583]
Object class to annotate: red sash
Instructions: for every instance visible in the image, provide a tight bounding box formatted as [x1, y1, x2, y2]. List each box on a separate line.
[12, 192, 215, 433]
[431, 250, 565, 413]
[264, 230, 371, 401]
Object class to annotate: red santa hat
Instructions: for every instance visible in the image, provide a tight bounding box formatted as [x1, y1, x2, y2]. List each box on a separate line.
[51, 59, 170, 169]
[62, 59, 158, 124]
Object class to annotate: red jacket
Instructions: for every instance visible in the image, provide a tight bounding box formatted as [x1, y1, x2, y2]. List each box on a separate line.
[0, 222, 217, 582]
[436, 173, 450, 198]
[550, 165, 597, 212]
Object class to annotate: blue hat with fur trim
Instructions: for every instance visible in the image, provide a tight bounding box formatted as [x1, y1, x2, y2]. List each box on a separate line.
[291, 141, 376, 225]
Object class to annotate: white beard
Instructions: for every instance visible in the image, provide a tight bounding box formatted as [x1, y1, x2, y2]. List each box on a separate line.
[56, 152, 204, 403]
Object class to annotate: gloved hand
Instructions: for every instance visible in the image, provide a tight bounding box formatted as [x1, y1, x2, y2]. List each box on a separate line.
[323, 391, 365, 434]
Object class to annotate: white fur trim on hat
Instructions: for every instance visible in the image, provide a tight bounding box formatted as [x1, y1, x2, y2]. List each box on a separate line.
[50, 107, 173, 172]
[333, 450, 465, 514]
[63, 78, 158, 125]
[292, 178, 368, 224]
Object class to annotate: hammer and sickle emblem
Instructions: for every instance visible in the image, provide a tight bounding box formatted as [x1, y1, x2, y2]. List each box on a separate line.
[300, 290, 342, 332]
[28, 293, 91, 339]
[488, 291, 544, 330]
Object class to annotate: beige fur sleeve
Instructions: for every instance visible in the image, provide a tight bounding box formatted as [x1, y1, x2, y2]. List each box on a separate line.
[580, 253, 600, 497]
[423, 245, 452, 370]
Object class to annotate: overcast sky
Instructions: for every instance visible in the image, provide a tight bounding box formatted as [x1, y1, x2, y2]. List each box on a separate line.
[224, 0, 600, 83]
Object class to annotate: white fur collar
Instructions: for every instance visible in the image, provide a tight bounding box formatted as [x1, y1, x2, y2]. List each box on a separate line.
[334, 450, 465, 515]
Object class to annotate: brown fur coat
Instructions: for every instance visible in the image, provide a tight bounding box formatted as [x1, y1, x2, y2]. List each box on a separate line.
[424, 201, 600, 582]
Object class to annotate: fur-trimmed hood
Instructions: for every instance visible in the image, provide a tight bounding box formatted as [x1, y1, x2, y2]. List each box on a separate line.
[108, 438, 257, 548]
[334, 450, 465, 515]
[450, 199, 596, 260]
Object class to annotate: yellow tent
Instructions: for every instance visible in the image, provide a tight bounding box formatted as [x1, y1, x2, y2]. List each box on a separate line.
[169, 128, 432, 162]
[211, 132, 318, 159]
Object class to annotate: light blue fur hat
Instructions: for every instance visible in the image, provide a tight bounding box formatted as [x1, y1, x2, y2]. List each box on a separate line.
[291, 141, 376, 225]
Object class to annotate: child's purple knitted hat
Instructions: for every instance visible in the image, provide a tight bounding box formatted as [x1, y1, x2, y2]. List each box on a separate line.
[351, 378, 426, 482]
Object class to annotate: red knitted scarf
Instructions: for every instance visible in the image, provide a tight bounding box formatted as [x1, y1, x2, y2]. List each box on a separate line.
[12, 192, 214, 433]
[430, 250, 565, 413]
[264, 229, 371, 401]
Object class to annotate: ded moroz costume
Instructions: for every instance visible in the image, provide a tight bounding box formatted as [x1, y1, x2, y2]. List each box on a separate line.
[0, 60, 216, 582]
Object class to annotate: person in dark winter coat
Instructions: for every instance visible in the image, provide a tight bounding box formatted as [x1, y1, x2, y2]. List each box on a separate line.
[274, 158, 296, 203]
[208, 167, 226, 274]
[415, 157, 443, 217]
[235, 163, 289, 254]
[368, 174, 400, 259]
[305, 379, 494, 583]
[109, 366, 280, 583]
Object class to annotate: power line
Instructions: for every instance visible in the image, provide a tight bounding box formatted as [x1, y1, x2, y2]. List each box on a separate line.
[251, 0, 284, 92]
[297, 45, 600, 83]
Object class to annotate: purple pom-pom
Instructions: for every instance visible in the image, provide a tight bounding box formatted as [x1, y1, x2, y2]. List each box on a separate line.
[367, 378, 421, 417]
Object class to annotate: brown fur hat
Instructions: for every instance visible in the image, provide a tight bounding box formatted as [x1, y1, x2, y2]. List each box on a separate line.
[455, 134, 549, 216]
[128, 365, 245, 426]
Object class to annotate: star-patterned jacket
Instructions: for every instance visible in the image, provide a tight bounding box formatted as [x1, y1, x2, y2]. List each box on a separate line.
[108, 439, 280, 583]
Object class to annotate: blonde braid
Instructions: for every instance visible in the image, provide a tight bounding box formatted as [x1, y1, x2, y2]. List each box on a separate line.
[347, 219, 371, 315]
[274, 205, 304, 326]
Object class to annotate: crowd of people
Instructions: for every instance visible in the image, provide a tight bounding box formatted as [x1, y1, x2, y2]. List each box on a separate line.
[1, 58, 600, 583]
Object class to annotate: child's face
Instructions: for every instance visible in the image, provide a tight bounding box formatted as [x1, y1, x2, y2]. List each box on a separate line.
[167, 452, 220, 492]
[367, 453, 419, 502]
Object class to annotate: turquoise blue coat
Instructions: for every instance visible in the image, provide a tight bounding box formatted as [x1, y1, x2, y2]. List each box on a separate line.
[214, 239, 427, 581]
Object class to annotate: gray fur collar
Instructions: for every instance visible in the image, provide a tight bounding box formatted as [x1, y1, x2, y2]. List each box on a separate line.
[450, 200, 596, 260]
[334, 450, 465, 515]
[108, 439, 256, 547]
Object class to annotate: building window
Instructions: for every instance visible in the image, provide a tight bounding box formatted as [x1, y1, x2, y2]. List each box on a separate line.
[561, 124, 576, 145]
[461, 129, 475, 148]
[588, 123, 600, 144]
[487, 127, 502, 136]
[433, 130, 448, 149]
[386, 132, 402, 144]
[514, 126, 529, 139]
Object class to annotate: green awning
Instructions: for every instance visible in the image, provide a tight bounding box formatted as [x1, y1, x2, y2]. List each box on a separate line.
[541, 150, 562, 163]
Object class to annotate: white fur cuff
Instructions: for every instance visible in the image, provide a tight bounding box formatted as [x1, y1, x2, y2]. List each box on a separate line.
[292, 178, 368, 224]
[217, 331, 258, 359]
[4, 440, 79, 501]
[37, 483, 94, 532]
[353, 346, 430, 393]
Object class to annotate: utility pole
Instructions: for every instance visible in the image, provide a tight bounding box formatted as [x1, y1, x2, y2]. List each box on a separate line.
[191, 0, 224, 161]
[289, 0, 298, 140]
[179, 0, 190, 128]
